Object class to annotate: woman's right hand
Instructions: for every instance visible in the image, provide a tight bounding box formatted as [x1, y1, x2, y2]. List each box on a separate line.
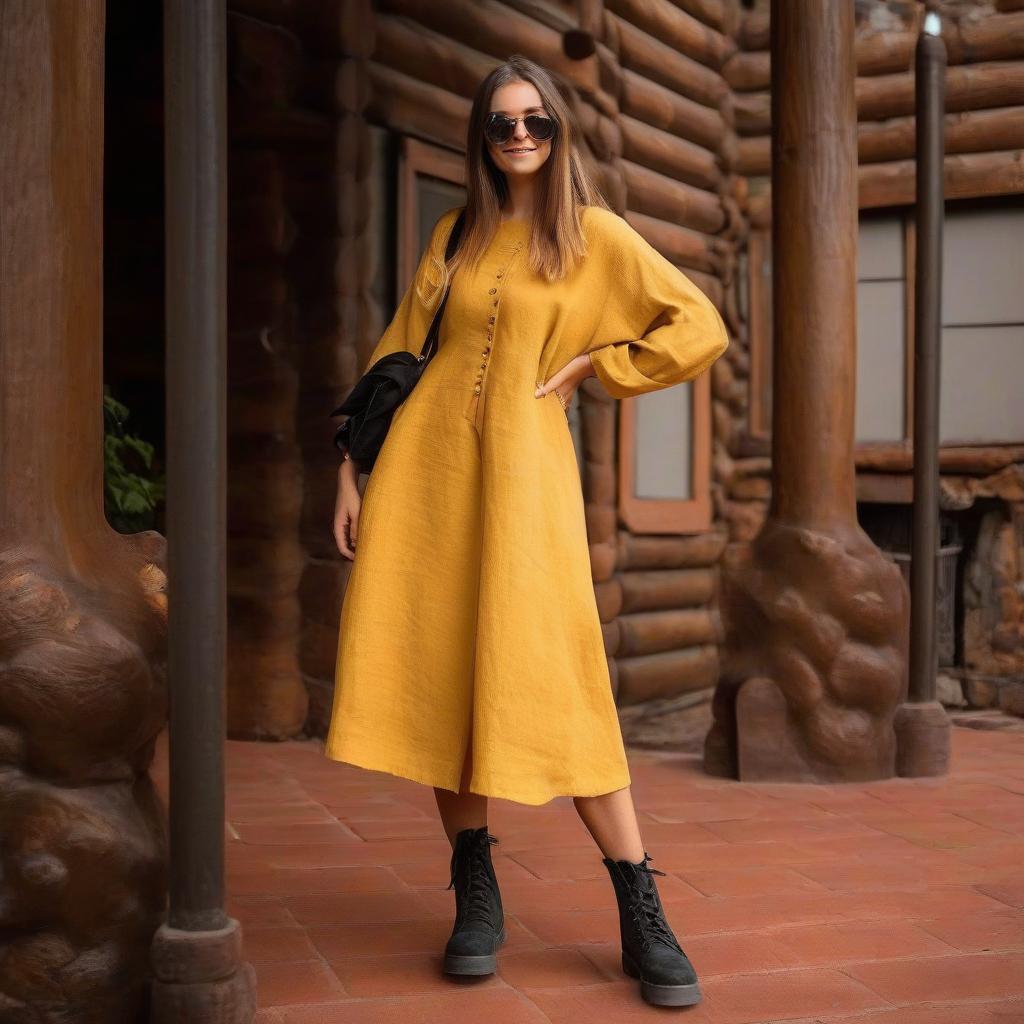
[334, 457, 362, 560]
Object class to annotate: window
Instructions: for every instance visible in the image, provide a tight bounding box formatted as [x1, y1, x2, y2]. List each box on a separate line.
[396, 136, 466, 294]
[746, 196, 1024, 449]
[616, 279, 716, 534]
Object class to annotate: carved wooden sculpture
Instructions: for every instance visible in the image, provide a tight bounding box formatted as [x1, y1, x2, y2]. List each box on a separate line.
[704, 0, 910, 781]
[0, 2, 169, 1017]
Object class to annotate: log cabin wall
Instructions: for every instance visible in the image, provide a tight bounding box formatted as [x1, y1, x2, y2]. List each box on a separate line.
[222, 0, 1022, 742]
[221, 0, 748, 739]
[224, 0, 376, 738]
[729, 0, 1024, 707]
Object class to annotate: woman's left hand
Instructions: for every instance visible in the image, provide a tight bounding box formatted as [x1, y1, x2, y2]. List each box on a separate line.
[535, 352, 596, 406]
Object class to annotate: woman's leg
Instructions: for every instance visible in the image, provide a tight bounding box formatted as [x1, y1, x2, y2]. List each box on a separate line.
[573, 786, 646, 862]
[433, 721, 487, 846]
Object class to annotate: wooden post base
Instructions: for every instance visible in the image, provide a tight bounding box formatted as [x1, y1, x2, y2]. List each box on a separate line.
[894, 700, 951, 777]
[150, 919, 257, 1023]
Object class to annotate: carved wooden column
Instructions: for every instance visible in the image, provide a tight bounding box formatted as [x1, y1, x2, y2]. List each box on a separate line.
[704, 0, 909, 781]
[0, 2, 168, 1018]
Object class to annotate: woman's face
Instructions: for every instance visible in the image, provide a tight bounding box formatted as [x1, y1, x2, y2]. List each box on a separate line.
[485, 81, 554, 180]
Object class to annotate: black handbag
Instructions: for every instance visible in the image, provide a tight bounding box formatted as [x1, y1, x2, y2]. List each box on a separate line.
[330, 208, 467, 473]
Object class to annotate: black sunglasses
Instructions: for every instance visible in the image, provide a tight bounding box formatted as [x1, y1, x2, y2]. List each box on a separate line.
[484, 112, 557, 146]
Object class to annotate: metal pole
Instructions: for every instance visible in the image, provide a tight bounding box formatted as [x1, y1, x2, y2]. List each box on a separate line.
[909, 7, 945, 705]
[894, 3, 950, 779]
[152, 1, 256, 1017]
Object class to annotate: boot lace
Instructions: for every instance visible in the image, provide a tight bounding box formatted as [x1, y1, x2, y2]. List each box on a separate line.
[626, 853, 683, 955]
[447, 830, 499, 927]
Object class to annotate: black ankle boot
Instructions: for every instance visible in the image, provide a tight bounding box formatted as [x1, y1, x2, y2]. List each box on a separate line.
[442, 825, 507, 976]
[602, 851, 702, 1006]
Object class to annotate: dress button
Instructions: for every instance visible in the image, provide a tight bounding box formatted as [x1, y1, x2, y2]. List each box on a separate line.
[488, 287, 497, 294]
[483, 348, 490, 355]
[474, 385, 481, 394]
[496, 272, 503, 278]
[488, 316, 495, 324]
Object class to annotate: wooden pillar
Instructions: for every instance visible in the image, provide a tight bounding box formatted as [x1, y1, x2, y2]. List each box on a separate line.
[705, 0, 909, 781]
[0, 2, 167, 1018]
[149, 1, 257, 1019]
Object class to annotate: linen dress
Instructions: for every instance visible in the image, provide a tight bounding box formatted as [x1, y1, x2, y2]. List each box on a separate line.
[324, 204, 729, 806]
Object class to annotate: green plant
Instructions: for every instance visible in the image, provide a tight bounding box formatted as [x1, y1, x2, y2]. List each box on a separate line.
[103, 391, 165, 533]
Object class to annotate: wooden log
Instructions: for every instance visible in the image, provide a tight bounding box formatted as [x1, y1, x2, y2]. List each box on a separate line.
[740, 11, 1024, 66]
[618, 567, 718, 611]
[948, 11, 1024, 65]
[229, 148, 284, 197]
[858, 60, 1024, 122]
[583, 459, 616, 505]
[378, 0, 572, 78]
[229, 197, 295, 261]
[289, 0, 374, 59]
[615, 645, 720, 705]
[618, 529, 727, 569]
[854, 443, 1024, 474]
[366, 62, 470, 151]
[228, 94, 334, 144]
[723, 49, 770, 92]
[734, 90, 771, 135]
[736, 61, 1024, 136]
[738, 8, 768, 50]
[624, 208, 719, 273]
[665, 0, 727, 31]
[859, 149, 1024, 208]
[229, 0, 377, 61]
[227, 11, 302, 105]
[727, 31, 919, 91]
[595, 577, 624, 621]
[227, 535, 306, 598]
[620, 112, 722, 191]
[300, 615, 345, 684]
[620, 67, 727, 152]
[298, 54, 371, 115]
[623, 158, 726, 234]
[738, 105, 1024, 175]
[606, 0, 734, 70]
[502, 0, 576, 32]
[617, 608, 719, 656]
[227, 443, 305, 537]
[859, 105, 1024, 164]
[590, 542, 617, 582]
[372, 12, 493, 101]
[585, 502, 617, 542]
[614, 15, 729, 109]
[681, 267, 723, 308]
[235, 378, 313, 448]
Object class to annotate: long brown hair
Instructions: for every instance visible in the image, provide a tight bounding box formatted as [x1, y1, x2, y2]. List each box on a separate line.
[416, 54, 611, 308]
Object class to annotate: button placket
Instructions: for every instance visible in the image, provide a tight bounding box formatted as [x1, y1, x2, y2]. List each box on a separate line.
[467, 240, 522, 423]
[472, 241, 521, 398]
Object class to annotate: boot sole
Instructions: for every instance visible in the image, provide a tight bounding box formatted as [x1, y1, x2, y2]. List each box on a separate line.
[623, 950, 702, 1006]
[443, 927, 507, 976]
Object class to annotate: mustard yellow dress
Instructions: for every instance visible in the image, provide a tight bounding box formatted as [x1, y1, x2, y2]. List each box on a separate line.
[324, 204, 729, 805]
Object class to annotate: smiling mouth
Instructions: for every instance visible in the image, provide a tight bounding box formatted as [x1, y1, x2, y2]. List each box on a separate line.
[504, 147, 535, 153]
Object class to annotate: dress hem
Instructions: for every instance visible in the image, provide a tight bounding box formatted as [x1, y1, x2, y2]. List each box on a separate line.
[322, 741, 631, 808]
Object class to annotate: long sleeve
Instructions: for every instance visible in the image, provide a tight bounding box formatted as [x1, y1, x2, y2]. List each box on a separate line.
[357, 206, 462, 377]
[585, 210, 729, 400]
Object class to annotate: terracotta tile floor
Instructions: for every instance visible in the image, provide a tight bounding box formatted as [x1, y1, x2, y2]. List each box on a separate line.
[152, 724, 1024, 1023]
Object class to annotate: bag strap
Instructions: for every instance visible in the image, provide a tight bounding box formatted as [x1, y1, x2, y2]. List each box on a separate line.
[417, 207, 467, 362]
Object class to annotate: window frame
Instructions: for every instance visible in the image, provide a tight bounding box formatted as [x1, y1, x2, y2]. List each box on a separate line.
[616, 333, 715, 535]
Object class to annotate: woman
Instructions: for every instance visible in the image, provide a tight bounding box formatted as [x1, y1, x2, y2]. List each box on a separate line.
[326, 55, 728, 1008]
